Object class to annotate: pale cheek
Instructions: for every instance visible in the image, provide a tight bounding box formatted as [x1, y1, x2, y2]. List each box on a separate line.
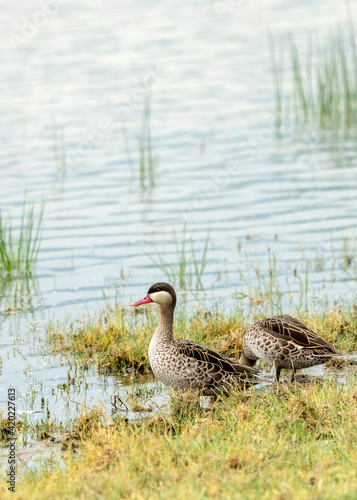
[150, 291, 172, 306]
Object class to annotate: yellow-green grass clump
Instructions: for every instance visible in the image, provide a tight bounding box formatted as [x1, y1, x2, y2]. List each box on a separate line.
[2, 379, 357, 499]
[45, 305, 357, 372]
[0, 411, 23, 441]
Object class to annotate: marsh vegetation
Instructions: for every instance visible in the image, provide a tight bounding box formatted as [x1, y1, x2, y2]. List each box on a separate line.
[2, 371, 357, 499]
[0, 198, 44, 277]
[0, 198, 44, 314]
[270, 13, 357, 131]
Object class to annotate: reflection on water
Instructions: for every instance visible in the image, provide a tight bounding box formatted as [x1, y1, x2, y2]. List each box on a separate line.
[0, 0, 357, 452]
[0, 275, 41, 315]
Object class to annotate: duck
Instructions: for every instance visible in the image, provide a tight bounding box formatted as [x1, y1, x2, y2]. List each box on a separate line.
[131, 282, 261, 396]
[239, 314, 342, 381]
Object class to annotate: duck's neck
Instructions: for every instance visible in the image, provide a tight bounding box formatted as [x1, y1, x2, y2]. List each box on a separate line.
[152, 305, 174, 343]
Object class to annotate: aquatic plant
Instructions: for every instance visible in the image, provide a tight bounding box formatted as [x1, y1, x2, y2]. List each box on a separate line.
[120, 91, 160, 194]
[52, 115, 66, 177]
[0, 198, 44, 277]
[139, 91, 159, 191]
[269, 13, 357, 131]
[0, 274, 39, 315]
[148, 223, 210, 291]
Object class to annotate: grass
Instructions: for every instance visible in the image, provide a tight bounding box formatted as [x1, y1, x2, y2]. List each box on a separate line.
[269, 13, 357, 131]
[148, 223, 210, 292]
[42, 301, 357, 373]
[0, 197, 44, 313]
[121, 91, 159, 194]
[0, 412, 23, 441]
[0, 275, 39, 315]
[3, 291, 357, 498]
[2, 377, 357, 499]
[0, 198, 44, 277]
[52, 114, 67, 177]
[138, 91, 159, 191]
[234, 235, 357, 318]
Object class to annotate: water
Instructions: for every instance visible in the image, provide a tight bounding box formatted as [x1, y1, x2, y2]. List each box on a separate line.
[1, 0, 357, 450]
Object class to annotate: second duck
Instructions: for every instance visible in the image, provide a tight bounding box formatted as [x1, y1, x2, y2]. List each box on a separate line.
[239, 315, 342, 381]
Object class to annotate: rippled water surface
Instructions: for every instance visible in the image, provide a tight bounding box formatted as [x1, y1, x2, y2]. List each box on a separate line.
[1, 0, 357, 441]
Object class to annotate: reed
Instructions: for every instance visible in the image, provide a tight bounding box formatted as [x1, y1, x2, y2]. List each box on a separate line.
[270, 17, 357, 131]
[0, 198, 44, 277]
[148, 223, 210, 291]
[52, 115, 66, 176]
[121, 92, 159, 193]
[0, 275, 39, 315]
[139, 91, 159, 191]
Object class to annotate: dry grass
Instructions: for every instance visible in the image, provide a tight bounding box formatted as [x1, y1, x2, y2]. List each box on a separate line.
[43, 304, 357, 373]
[5, 302, 355, 498]
[2, 379, 357, 499]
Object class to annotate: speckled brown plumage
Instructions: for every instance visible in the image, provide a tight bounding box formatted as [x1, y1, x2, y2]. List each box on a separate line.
[131, 282, 261, 396]
[239, 315, 342, 381]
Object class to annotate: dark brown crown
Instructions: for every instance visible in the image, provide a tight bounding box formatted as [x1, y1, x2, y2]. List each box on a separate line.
[147, 282, 177, 308]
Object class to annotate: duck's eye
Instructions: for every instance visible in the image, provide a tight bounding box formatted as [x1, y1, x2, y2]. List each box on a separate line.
[153, 288, 161, 293]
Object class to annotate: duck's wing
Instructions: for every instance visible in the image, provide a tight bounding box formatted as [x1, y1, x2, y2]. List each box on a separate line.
[255, 315, 338, 352]
[175, 340, 260, 375]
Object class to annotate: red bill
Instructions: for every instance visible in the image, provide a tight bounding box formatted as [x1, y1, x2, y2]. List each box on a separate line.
[130, 295, 153, 306]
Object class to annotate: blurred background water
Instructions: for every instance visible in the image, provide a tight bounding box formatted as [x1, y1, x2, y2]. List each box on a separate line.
[0, 0, 356, 433]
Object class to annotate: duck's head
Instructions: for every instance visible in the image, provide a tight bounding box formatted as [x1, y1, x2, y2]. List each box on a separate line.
[130, 282, 176, 309]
